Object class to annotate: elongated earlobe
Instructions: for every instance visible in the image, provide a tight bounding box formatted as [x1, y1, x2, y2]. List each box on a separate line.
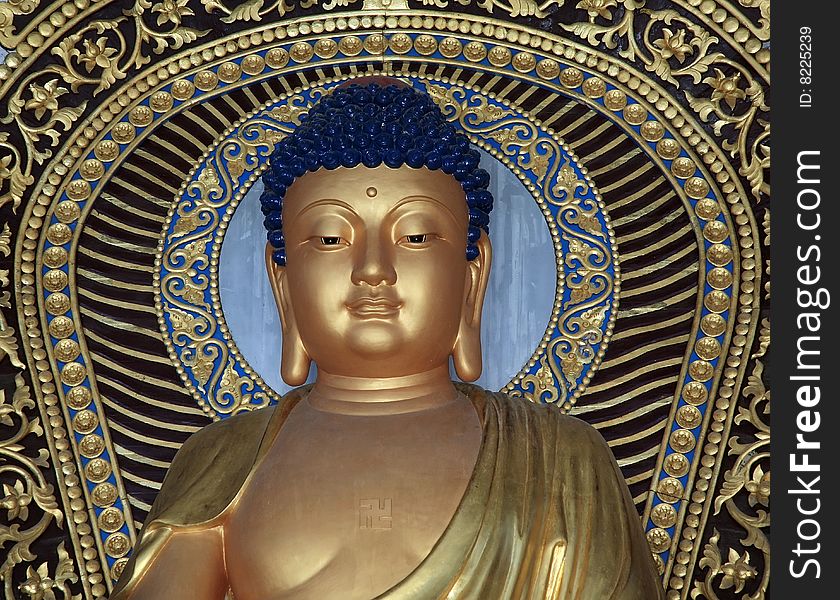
[452, 231, 492, 381]
[265, 244, 311, 385]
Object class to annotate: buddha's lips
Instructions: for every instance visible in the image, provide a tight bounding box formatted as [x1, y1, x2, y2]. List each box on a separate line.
[346, 297, 402, 318]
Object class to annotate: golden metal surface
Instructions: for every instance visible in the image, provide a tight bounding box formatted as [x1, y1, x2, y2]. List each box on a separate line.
[112, 386, 663, 599]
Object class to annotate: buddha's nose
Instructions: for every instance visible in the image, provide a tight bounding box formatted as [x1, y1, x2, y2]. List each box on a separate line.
[351, 237, 397, 286]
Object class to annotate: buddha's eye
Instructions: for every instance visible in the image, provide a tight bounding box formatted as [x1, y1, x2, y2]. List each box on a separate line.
[320, 236, 343, 246]
[405, 234, 427, 244]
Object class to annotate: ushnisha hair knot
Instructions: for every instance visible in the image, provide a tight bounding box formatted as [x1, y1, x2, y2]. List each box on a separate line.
[260, 81, 495, 266]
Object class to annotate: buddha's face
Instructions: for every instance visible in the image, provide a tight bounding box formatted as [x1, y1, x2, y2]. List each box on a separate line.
[266, 164, 492, 383]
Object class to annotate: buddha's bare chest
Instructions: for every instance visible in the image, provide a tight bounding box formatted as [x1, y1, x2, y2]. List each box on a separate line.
[223, 403, 482, 600]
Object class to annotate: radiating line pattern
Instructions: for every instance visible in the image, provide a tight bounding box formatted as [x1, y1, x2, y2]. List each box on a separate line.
[75, 63, 698, 524]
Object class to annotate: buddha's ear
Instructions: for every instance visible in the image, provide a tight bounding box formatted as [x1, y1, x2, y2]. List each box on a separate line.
[265, 244, 311, 386]
[452, 231, 492, 382]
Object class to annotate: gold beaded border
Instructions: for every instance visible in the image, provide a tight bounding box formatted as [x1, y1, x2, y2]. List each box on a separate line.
[12, 11, 761, 597]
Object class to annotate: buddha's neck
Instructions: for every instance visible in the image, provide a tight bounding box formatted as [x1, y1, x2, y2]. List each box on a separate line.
[308, 364, 460, 415]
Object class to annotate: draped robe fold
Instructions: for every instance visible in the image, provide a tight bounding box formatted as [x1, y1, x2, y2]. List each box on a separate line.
[112, 384, 664, 600]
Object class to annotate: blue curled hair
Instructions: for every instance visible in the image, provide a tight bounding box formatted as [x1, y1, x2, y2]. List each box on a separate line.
[260, 82, 494, 266]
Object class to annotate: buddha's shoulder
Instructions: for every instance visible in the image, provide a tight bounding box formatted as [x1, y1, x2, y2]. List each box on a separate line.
[457, 382, 610, 453]
[145, 408, 274, 527]
[179, 404, 275, 452]
[147, 388, 310, 529]
[173, 384, 311, 459]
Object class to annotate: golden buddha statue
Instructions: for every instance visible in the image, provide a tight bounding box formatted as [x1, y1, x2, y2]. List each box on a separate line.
[111, 81, 663, 600]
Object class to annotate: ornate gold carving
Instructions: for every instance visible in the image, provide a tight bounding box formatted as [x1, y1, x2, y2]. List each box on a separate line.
[43, 247, 68, 269]
[700, 313, 726, 337]
[112, 122, 137, 144]
[55, 201, 81, 224]
[72, 410, 99, 435]
[604, 89, 627, 110]
[695, 198, 722, 221]
[79, 434, 105, 459]
[195, 69, 219, 91]
[43, 270, 69, 294]
[488, 46, 512, 68]
[682, 381, 708, 406]
[704, 290, 730, 313]
[463, 41, 487, 63]
[1, 2, 765, 594]
[703, 220, 729, 243]
[150, 90, 175, 112]
[581, 76, 606, 99]
[265, 47, 290, 68]
[558, 0, 769, 202]
[85, 458, 112, 484]
[129, 105, 154, 127]
[511, 52, 536, 73]
[695, 337, 722, 361]
[60, 363, 87, 386]
[707, 267, 733, 290]
[685, 176, 711, 199]
[707, 244, 732, 267]
[54, 339, 81, 363]
[16, 543, 80, 600]
[388, 33, 412, 54]
[671, 157, 696, 179]
[362, 33, 385, 54]
[0, 250, 73, 598]
[669, 429, 696, 453]
[172, 78, 196, 100]
[622, 103, 647, 126]
[657, 477, 684, 503]
[414, 35, 437, 56]
[651, 504, 677, 529]
[692, 357, 769, 599]
[94, 139, 120, 163]
[218, 62, 242, 83]
[647, 528, 673, 553]
[640, 120, 664, 141]
[98, 507, 125, 533]
[66, 387, 91, 410]
[289, 41, 313, 62]
[338, 36, 362, 56]
[105, 533, 131, 559]
[438, 37, 462, 58]
[47, 316, 75, 340]
[688, 360, 713, 382]
[242, 54, 266, 75]
[664, 453, 690, 478]
[531, 58, 556, 80]
[91, 482, 117, 508]
[560, 67, 584, 88]
[45, 293, 70, 316]
[676, 405, 702, 430]
[656, 138, 681, 160]
[66, 181, 92, 202]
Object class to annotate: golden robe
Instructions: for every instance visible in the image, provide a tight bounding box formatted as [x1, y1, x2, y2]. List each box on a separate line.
[112, 384, 664, 599]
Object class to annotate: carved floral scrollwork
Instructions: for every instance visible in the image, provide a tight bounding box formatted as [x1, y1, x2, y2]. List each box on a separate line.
[160, 91, 325, 415]
[0, 0, 209, 211]
[424, 83, 615, 406]
[559, 0, 769, 202]
[201, 0, 566, 20]
[202, 0, 297, 22]
[0, 216, 78, 598]
[0, 0, 43, 48]
[691, 351, 770, 600]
